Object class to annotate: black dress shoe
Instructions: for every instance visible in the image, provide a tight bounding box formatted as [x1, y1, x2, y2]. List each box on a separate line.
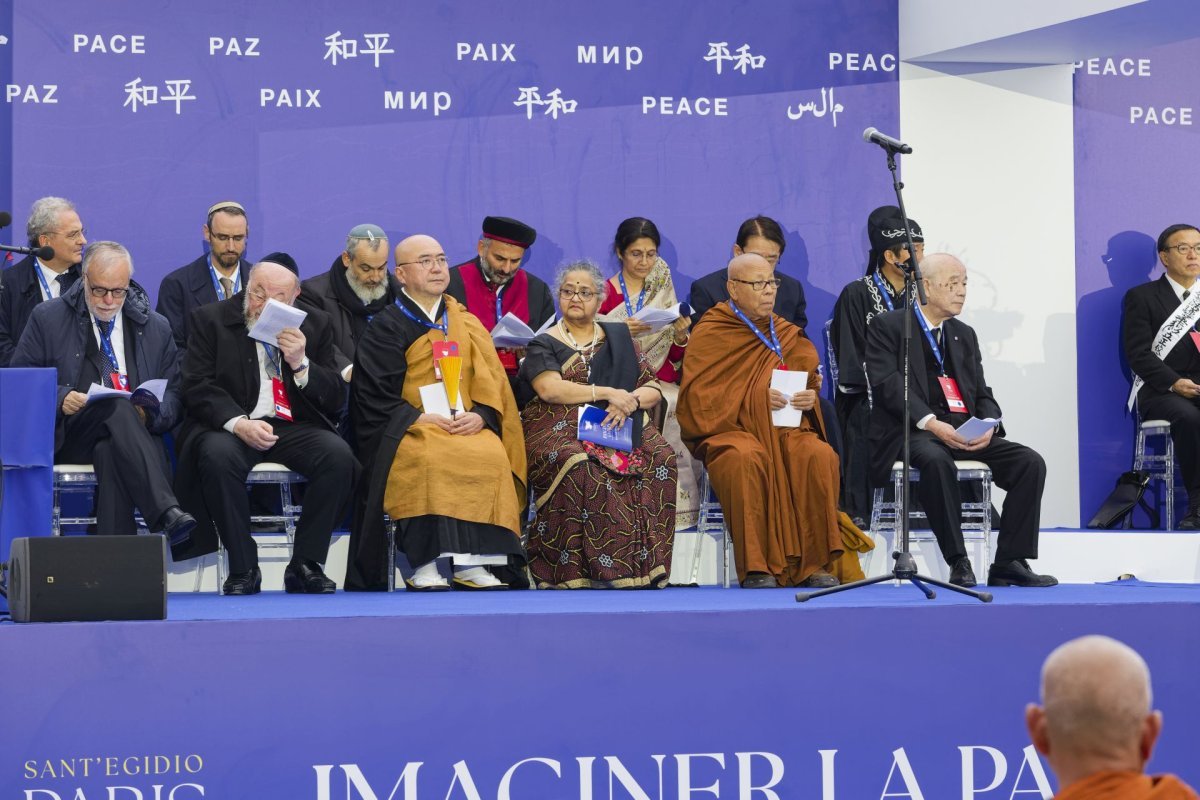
[284, 559, 337, 594]
[740, 572, 778, 589]
[1179, 513, 1200, 530]
[988, 559, 1058, 587]
[223, 567, 262, 596]
[156, 506, 197, 548]
[798, 569, 839, 588]
[948, 557, 977, 588]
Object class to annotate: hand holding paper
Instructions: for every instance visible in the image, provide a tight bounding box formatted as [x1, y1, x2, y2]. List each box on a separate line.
[491, 313, 555, 348]
[770, 370, 809, 427]
[954, 416, 1000, 442]
[248, 299, 308, 345]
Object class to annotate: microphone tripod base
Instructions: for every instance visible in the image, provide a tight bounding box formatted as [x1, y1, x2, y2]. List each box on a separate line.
[796, 551, 993, 603]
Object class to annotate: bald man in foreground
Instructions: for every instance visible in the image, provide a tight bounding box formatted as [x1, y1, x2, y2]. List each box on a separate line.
[679, 253, 844, 589]
[1027, 635, 1197, 799]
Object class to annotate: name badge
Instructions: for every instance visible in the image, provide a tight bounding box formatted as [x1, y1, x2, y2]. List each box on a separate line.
[496, 347, 519, 375]
[111, 373, 130, 391]
[937, 376, 968, 414]
[272, 376, 293, 422]
[432, 340, 459, 381]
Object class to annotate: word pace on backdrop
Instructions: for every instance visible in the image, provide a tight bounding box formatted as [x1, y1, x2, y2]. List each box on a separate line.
[0, 0, 897, 336]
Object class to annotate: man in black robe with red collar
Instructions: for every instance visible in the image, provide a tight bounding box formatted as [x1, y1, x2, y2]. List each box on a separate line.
[446, 216, 554, 378]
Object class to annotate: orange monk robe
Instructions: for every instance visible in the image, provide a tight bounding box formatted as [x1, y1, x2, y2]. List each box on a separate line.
[1056, 771, 1199, 799]
[383, 299, 527, 537]
[678, 303, 843, 586]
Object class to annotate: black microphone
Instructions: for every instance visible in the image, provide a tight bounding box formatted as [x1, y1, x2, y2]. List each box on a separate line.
[0, 211, 11, 229]
[863, 127, 913, 155]
[0, 243, 54, 260]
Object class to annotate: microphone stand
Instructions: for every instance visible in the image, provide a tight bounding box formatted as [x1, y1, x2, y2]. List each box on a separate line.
[797, 145, 992, 603]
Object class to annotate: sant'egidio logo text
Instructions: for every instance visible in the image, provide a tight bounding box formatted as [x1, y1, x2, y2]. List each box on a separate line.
[22, 753, 204, 799]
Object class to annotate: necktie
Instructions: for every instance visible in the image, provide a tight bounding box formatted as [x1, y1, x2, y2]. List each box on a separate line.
[932, 327, 942, 347]
[97, 319, 117, 387]
[220, 276, 234, 299]
[55, 273, 71, 296]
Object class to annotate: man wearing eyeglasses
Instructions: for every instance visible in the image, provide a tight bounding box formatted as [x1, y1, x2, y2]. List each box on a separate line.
[446, 216, 554, 378]
[156, 201, 253, 353]
[11, 241, 196, 545]
[679, 253, 845, 589]
[346, 234, 528, 592]
[0, 196, 87, 366]
[866, 253, 1056, 588]
[297, 223, 402, 386]
[1124, 223, 1200, 529]
[171, 257, 357, 595]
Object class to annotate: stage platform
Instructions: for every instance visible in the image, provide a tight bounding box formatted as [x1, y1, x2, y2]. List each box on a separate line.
[4, 582, 1199, 798]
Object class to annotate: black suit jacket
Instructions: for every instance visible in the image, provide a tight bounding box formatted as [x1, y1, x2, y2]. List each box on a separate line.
[687, 267, 808, 335]
[0, 255, 81, 366]
[297, 257, 403, 374]
[866, 309, 1003, 486]
[172, 293, 344, 559]
[1123, 275, 1200, 405]
[156, 254, 252, 352]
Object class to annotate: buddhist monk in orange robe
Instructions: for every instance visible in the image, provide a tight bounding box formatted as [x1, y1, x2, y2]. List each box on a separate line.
[1027, 635, 1198, 800]
[678, 253, 842, 588]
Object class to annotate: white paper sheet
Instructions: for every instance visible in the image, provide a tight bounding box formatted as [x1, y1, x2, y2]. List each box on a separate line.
[630, 302, 688, 333]
[247, 298, 307, 345]
[770, 369, 809, 428]
[86, 378, 169, 406]
[955, 416, 1000, 442]
[491, 312, 555, 348]
[85, 383, 132, 402]
[418, 382, 466, 419]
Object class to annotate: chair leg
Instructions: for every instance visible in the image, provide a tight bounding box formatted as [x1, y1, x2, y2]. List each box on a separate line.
[386, 517, 396, 593]
[1166, 435, 1176, 531]
[52, 482, 62, 536]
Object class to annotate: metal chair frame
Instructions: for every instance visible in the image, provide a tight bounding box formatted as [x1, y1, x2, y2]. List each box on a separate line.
[1134, 418, 1177, 530]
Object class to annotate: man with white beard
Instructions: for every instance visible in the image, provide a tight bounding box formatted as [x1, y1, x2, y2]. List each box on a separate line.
[298, 224, 402, 385]
[174, 257, 358, 595]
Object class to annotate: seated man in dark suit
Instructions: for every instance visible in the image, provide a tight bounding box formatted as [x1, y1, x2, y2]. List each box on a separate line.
[174, 258, 358, 595]
[155, 201, 253, 353]
[1123, 224, 1200, 529]
[11, 241, 195, 543]
[297, 223, 402, 385]
[866, 252, 1056, 588]
[0, 196, 87, 365]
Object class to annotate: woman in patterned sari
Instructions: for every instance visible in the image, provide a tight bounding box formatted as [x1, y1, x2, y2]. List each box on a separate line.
[518, 260, 677, 588]
[598, 217, 700, 530]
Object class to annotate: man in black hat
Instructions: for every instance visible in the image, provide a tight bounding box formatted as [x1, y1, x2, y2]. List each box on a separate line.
[298, 223, 401, 385]
[156, 201, 253, 354]
[446, 215, 555, 378]
[830, 206, 924, 523]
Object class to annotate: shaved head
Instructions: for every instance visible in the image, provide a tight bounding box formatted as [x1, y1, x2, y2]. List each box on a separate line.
[394, 234, 449, 303]
[920, 252, 963, 285]
[728, 252, 771, 280]
[1027, 635, 1162, 788]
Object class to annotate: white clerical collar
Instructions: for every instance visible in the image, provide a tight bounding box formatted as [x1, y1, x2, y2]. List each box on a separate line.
[1165, 274, 1197, 302]
[401, 288, 442, 322]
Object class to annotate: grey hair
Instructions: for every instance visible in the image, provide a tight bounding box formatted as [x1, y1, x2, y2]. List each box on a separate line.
[26, 196, 77, 247]
[82, 241, 134, 276]
[248, 260, 301, 293]
[345, 233, 388, 258]
[552, 259, 608, 303]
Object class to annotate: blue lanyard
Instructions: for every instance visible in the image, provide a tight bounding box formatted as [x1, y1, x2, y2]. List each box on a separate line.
[34, 260, 53, 300]
[95, 317, 121, 373]
[729, 301, 785, 367]
[261, 342, 282, 374]
[395, 299, 449, 335]
[619, 272, 647, 316]
[208, 258, 240, 301]
[912, 306, 946, 375]
[495, 284, 504, 327]
[872, 272, 897, 312]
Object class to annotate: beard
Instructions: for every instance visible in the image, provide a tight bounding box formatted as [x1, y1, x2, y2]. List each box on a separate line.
[347, 270, 388, 304]
[479, 259, 515, 286]
[243, 294, 260, 329]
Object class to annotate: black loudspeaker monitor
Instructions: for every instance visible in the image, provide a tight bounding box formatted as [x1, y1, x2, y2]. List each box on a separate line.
[7, 535, 167, 622]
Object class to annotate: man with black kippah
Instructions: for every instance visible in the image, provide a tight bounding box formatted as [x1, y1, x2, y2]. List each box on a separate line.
[830, 205, 924, 523]
[156, 201, 253, 354]
[446, 215, 555, 378]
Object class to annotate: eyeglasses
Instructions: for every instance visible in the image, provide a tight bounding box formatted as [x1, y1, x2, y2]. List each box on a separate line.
[396, 255, 449, 270]
[248, 288, 291, 304]
[211, 233, 247, 244]
[1166, 244, 1200, 256]
[625, 249, 657, 263]
[51, 227, 86, 242]
[88, 284, 128, 299]
[559, 288, 597, 301]
[729, 277, 782, 292]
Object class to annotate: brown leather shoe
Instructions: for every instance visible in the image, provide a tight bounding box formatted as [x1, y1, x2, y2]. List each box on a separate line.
[798, 569, 839, 588]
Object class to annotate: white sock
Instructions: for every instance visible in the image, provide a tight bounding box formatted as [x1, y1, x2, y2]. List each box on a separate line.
[412, 560, 447, 586]
[454, 565, 501, 586]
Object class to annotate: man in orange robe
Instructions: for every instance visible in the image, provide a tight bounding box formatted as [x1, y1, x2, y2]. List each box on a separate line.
[678, 253, 842, 588]
[1027, 635, 1198, 799]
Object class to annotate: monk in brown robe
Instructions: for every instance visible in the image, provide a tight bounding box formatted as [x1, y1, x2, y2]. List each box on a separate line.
[678, 253, 842, 589]
[1027, 635, 1198, 799]
[345, 234, 528, 591]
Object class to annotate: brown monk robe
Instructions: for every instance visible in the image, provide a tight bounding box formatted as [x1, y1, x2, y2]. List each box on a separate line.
[679, 253, 843, 588]
[1056, 772, 1198, 799]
